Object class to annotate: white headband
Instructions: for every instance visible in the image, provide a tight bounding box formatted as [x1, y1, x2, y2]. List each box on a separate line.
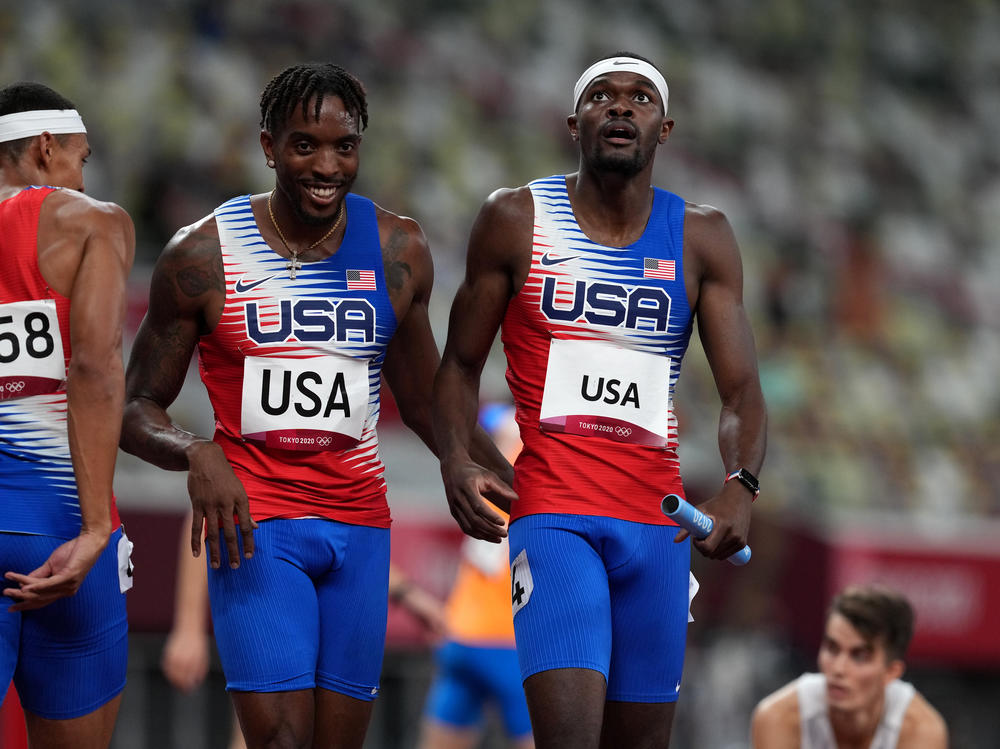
[573, 57, 669, 114]
[0, 109, 86, 144]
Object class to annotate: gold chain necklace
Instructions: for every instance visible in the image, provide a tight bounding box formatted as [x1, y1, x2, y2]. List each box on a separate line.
[267, 189, 345, 280]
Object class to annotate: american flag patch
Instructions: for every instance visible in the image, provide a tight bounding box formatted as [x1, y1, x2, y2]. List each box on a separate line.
[643, 258, 675, 280]
[346, 269, 376, 290]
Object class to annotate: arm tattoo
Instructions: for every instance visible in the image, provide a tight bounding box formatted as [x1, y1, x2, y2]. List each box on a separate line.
[383, 227, 413, 292]
[385, 260, 412, 292]
[171, 224, 225, 298]
[177, 246, 225, 298]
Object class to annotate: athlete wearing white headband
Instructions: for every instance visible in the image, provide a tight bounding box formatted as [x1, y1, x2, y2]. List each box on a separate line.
[573, 56, 669, 114]
[0, 108, 86, 144]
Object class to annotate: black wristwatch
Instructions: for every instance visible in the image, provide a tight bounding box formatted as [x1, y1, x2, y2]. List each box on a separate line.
[725, 468, 760, 500]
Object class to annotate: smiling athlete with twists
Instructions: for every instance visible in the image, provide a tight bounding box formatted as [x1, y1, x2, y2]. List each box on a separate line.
[120, 62, 514, 749]
[433, 52, 767, 748]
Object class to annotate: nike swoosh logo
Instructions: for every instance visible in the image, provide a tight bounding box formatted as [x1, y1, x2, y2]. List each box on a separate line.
[612, 60, 637, 66]
[234, 275, 275, 293]
[540, 254, 579, 266]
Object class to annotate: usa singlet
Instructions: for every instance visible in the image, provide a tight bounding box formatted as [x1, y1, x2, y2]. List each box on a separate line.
[502, 175, 693, 524]
[0, 187, 120, 537]
[199, 194, 396, 526]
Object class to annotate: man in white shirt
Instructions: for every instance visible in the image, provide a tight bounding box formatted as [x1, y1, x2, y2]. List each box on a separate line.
[751, 584, 947, 748]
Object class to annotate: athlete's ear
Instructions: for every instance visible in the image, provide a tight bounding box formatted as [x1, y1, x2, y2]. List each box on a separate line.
[260, 130, 275, 166]
[567, 114, 579, 142]
[36, 131, 57, 166]
[658, 117, 674, 144]
[884, 658, 905, 685]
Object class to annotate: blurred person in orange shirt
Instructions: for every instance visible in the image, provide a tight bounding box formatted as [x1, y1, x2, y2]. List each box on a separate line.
[419, 404, 533, 749]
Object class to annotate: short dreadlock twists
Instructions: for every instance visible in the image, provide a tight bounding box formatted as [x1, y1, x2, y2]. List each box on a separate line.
[259, 63, 368, 136]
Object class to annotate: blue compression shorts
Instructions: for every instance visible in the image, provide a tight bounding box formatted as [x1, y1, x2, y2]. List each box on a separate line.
[424, 640, 532, 738]
[207, 518, 389, 700]
[0, 527, 129, 719]
[508, 514, 690, 703]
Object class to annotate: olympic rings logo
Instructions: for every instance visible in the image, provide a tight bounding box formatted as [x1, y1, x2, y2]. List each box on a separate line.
[315, 435, 333, 447]
[614, 426, 632, 437]
[4, 381, 26, 393]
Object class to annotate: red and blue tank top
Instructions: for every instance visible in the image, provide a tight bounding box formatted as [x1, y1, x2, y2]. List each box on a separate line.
[502, 175, 693, 524]
[0, 186, 121, 537]
[198, 193, 397, 526]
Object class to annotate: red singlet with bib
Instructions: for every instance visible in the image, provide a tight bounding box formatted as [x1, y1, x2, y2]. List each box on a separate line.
[198, 194, 397, 527]
[502, 176, 693, 524]
[0, 186, 121, 537]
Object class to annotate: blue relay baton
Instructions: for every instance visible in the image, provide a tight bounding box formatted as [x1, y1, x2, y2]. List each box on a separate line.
[660, 493, 751, 566]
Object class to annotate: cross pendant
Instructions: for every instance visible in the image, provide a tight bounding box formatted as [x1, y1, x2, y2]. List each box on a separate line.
[287, 253, 303, 280]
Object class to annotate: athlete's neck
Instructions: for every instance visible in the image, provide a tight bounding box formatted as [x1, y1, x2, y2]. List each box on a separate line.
[828, 695, 886, 749]
[565, 172, 654, 248]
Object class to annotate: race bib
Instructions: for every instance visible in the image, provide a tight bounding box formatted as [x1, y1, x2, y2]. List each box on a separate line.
[0, 299, 66, 400]
[539, 338, 671, 447]
[511, 548, 534, 616]
[241, 354, 369, 451]
[688, 571, 699, 623]
[118, 529, 135, 594]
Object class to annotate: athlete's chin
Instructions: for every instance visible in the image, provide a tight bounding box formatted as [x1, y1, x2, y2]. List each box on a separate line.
[590, 151, 646, 178]
[294, 201, 340, 227]
[826, 686, 857, 710]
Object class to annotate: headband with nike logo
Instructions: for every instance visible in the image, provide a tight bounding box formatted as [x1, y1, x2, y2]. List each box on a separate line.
[573, 57, 669, 114]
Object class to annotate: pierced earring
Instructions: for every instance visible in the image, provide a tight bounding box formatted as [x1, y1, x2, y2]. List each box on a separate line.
[266, 159, 275, 168]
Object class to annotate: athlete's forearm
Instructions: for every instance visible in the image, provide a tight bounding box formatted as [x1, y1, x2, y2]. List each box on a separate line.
[718, 384, 767, 476]
[468, 424, 514, 487]
[120, 396, 212, 471]
[170, 516, 210, 633]
[432, 356, 483, 469]
[66, 356, 122, 542]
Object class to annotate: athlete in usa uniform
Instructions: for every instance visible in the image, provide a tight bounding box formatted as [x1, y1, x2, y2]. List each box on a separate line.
[433, 53, 767, 748]
[120, 63, 513, 749]
[0, 82, 135, 749]
[201, 191, 397, 527]
[503, 174, 691, 523]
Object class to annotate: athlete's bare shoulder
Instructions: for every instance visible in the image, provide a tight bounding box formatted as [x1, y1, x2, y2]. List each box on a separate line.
[897, 691, 948, 748]
[480, 184, 534, 230]
[371, 202, 432, 299]
[149, 212, 226, 320]
[39, 189, 132, 255]
[372, 203, 428, 257]
[160, 212, 222, 267]
[681, 199, 744, 309]
[42, 187, 130, 230]
[683, 199, 739, 258]
[35, 189, 134, 296]
[751, 680, 802, 749]
[466, 184, 534, 288]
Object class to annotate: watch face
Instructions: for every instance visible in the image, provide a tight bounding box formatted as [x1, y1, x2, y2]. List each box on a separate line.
[737, 469, 759, 492]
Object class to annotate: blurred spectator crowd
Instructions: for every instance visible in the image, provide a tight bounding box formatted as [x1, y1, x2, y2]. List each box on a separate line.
[3, 0, 998, 520]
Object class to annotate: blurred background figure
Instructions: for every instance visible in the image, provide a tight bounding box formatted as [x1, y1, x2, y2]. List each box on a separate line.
[418, 404, 533, 749]
[751, 584, 948, 748]
[159, 515, 245, 749]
